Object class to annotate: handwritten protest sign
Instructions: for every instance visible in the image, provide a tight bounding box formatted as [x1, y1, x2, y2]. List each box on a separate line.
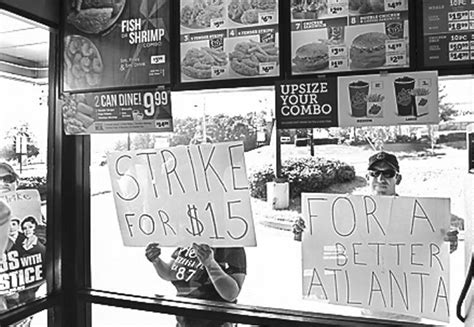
[0, 190, 45, 295]
[302, 193, 450, 322]
[107, 141, 256, 247]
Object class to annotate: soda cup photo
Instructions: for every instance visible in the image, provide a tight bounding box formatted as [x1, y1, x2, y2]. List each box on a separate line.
[393, 76, 415, 116]
[348, 80, 369, 117]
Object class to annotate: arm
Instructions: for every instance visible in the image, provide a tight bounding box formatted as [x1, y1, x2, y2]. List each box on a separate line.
[145, 243, 174, 281]
[193, 243, 245, 302]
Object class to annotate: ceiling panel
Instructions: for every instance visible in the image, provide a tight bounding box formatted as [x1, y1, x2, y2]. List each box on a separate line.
[0, 10, 50, 75]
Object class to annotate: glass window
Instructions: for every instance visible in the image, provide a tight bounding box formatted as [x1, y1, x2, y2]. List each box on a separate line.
[8, 310, 47, 327]
[0, 10, 49, 312]
[91, 78, 473, 326]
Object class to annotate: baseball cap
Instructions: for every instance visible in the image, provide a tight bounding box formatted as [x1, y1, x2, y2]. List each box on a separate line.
[368, 151, 399, 172]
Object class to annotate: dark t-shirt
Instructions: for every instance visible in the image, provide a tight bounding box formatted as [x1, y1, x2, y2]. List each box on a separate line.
[170, 247, 246, 302]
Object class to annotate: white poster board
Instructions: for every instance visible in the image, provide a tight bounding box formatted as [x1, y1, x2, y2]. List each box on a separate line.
[302, 193, 450, 322]
[107, 141, 256, 247]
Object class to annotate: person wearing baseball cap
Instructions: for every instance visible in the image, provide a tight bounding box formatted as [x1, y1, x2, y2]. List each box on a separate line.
[294, 151, 458, 252]
[366, 151, 401, 196]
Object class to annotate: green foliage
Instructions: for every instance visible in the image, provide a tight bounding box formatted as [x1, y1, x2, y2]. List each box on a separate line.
[17, 176, 47, 201]
[170, 113, 262, 151]
[0, 122, 40, 161]
[249, 157, 356, 199]
[439, 85, 455, 122]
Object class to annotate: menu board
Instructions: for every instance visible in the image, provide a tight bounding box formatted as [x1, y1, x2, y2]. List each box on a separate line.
[63, 0, 170, 92]
[61, 86, 173, 135]
[422, 0, 474, 67]
[290, 0, 410, 75]
[180, 0, 280, 83]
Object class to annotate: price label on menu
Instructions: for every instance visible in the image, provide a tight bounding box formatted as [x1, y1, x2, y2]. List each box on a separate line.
[448, 21, 469, 31]
[258, 12, 276, 24]
[212, 66, 227, 78]
[328, 4, 345, 15]
[259, 62, 277, 75]
[470, 10, 474, 19]
[329, 45, 347, 57]
[385, 40, 406, 53]
[329, 58, 348, 70]
[448, 11, 469, 21]
[471, 51, 474, 59]
[470, 21, 474, 29]
[449, 41, 470, 51]
[386, 53, 407, 65]
[449, 51, 470, 61]
[210, 18, 225, 29]
[385, 0, 404, 11]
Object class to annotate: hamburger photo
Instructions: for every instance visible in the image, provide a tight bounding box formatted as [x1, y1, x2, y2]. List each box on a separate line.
[349, 32, 388, 69]
[292, 42, 329, 72]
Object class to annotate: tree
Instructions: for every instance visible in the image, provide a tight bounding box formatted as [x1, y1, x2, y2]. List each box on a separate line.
[0, 122, 40, 161]
[439, 84, 456, 122]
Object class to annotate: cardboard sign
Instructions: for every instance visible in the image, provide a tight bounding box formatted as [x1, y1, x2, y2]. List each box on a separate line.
[302, 193, 450, 322]
[338, 71, 439, 127]
[107, 142, 256, 247]
[0, 190, 45, 295]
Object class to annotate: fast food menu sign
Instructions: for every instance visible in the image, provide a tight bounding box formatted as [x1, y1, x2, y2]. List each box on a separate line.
[61, 86, 172, 134]
[290, 0, 410, 75]
[338, 71, 439, 127]
[422, 0, 474, 67]
[107, 141, 257, 247]
[180, 0, 280, 82]
[301, 193, 451, 323]
[63, 0, 170, 92]
[275, 78, 338, 129]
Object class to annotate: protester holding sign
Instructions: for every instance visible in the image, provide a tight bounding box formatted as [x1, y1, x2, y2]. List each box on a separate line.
[293, 151, 458, 252]
[292, 151, 458, 322]
[145, 242, 246, 327]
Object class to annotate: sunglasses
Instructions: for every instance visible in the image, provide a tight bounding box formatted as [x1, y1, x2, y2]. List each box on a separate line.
[0, 174, 16, 183]
[368, 170, 397, 178]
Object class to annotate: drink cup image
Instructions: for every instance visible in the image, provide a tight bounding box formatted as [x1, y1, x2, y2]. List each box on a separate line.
[132, 110, 140, 120]
[394, 76, 415, 116]
[348, 80, 369, 117]
[136, 113, 144, 120]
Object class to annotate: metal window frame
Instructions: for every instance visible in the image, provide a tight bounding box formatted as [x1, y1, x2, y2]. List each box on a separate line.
[0, 3, 448, 327]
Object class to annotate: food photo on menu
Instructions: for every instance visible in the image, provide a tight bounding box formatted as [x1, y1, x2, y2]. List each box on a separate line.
[227, 35, 279, 77]
[180, 0, 226, 30]
[291, 21, 409, 74]
[228, 0, 277, 25]
[181, 43, 229, 80]
[66, 0, 127, 35]
[63, 34, 104, 90]
[291, 0, 348, 20]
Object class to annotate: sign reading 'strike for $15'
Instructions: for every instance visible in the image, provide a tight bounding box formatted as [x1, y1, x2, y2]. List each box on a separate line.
[107, 142, 256, 247]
